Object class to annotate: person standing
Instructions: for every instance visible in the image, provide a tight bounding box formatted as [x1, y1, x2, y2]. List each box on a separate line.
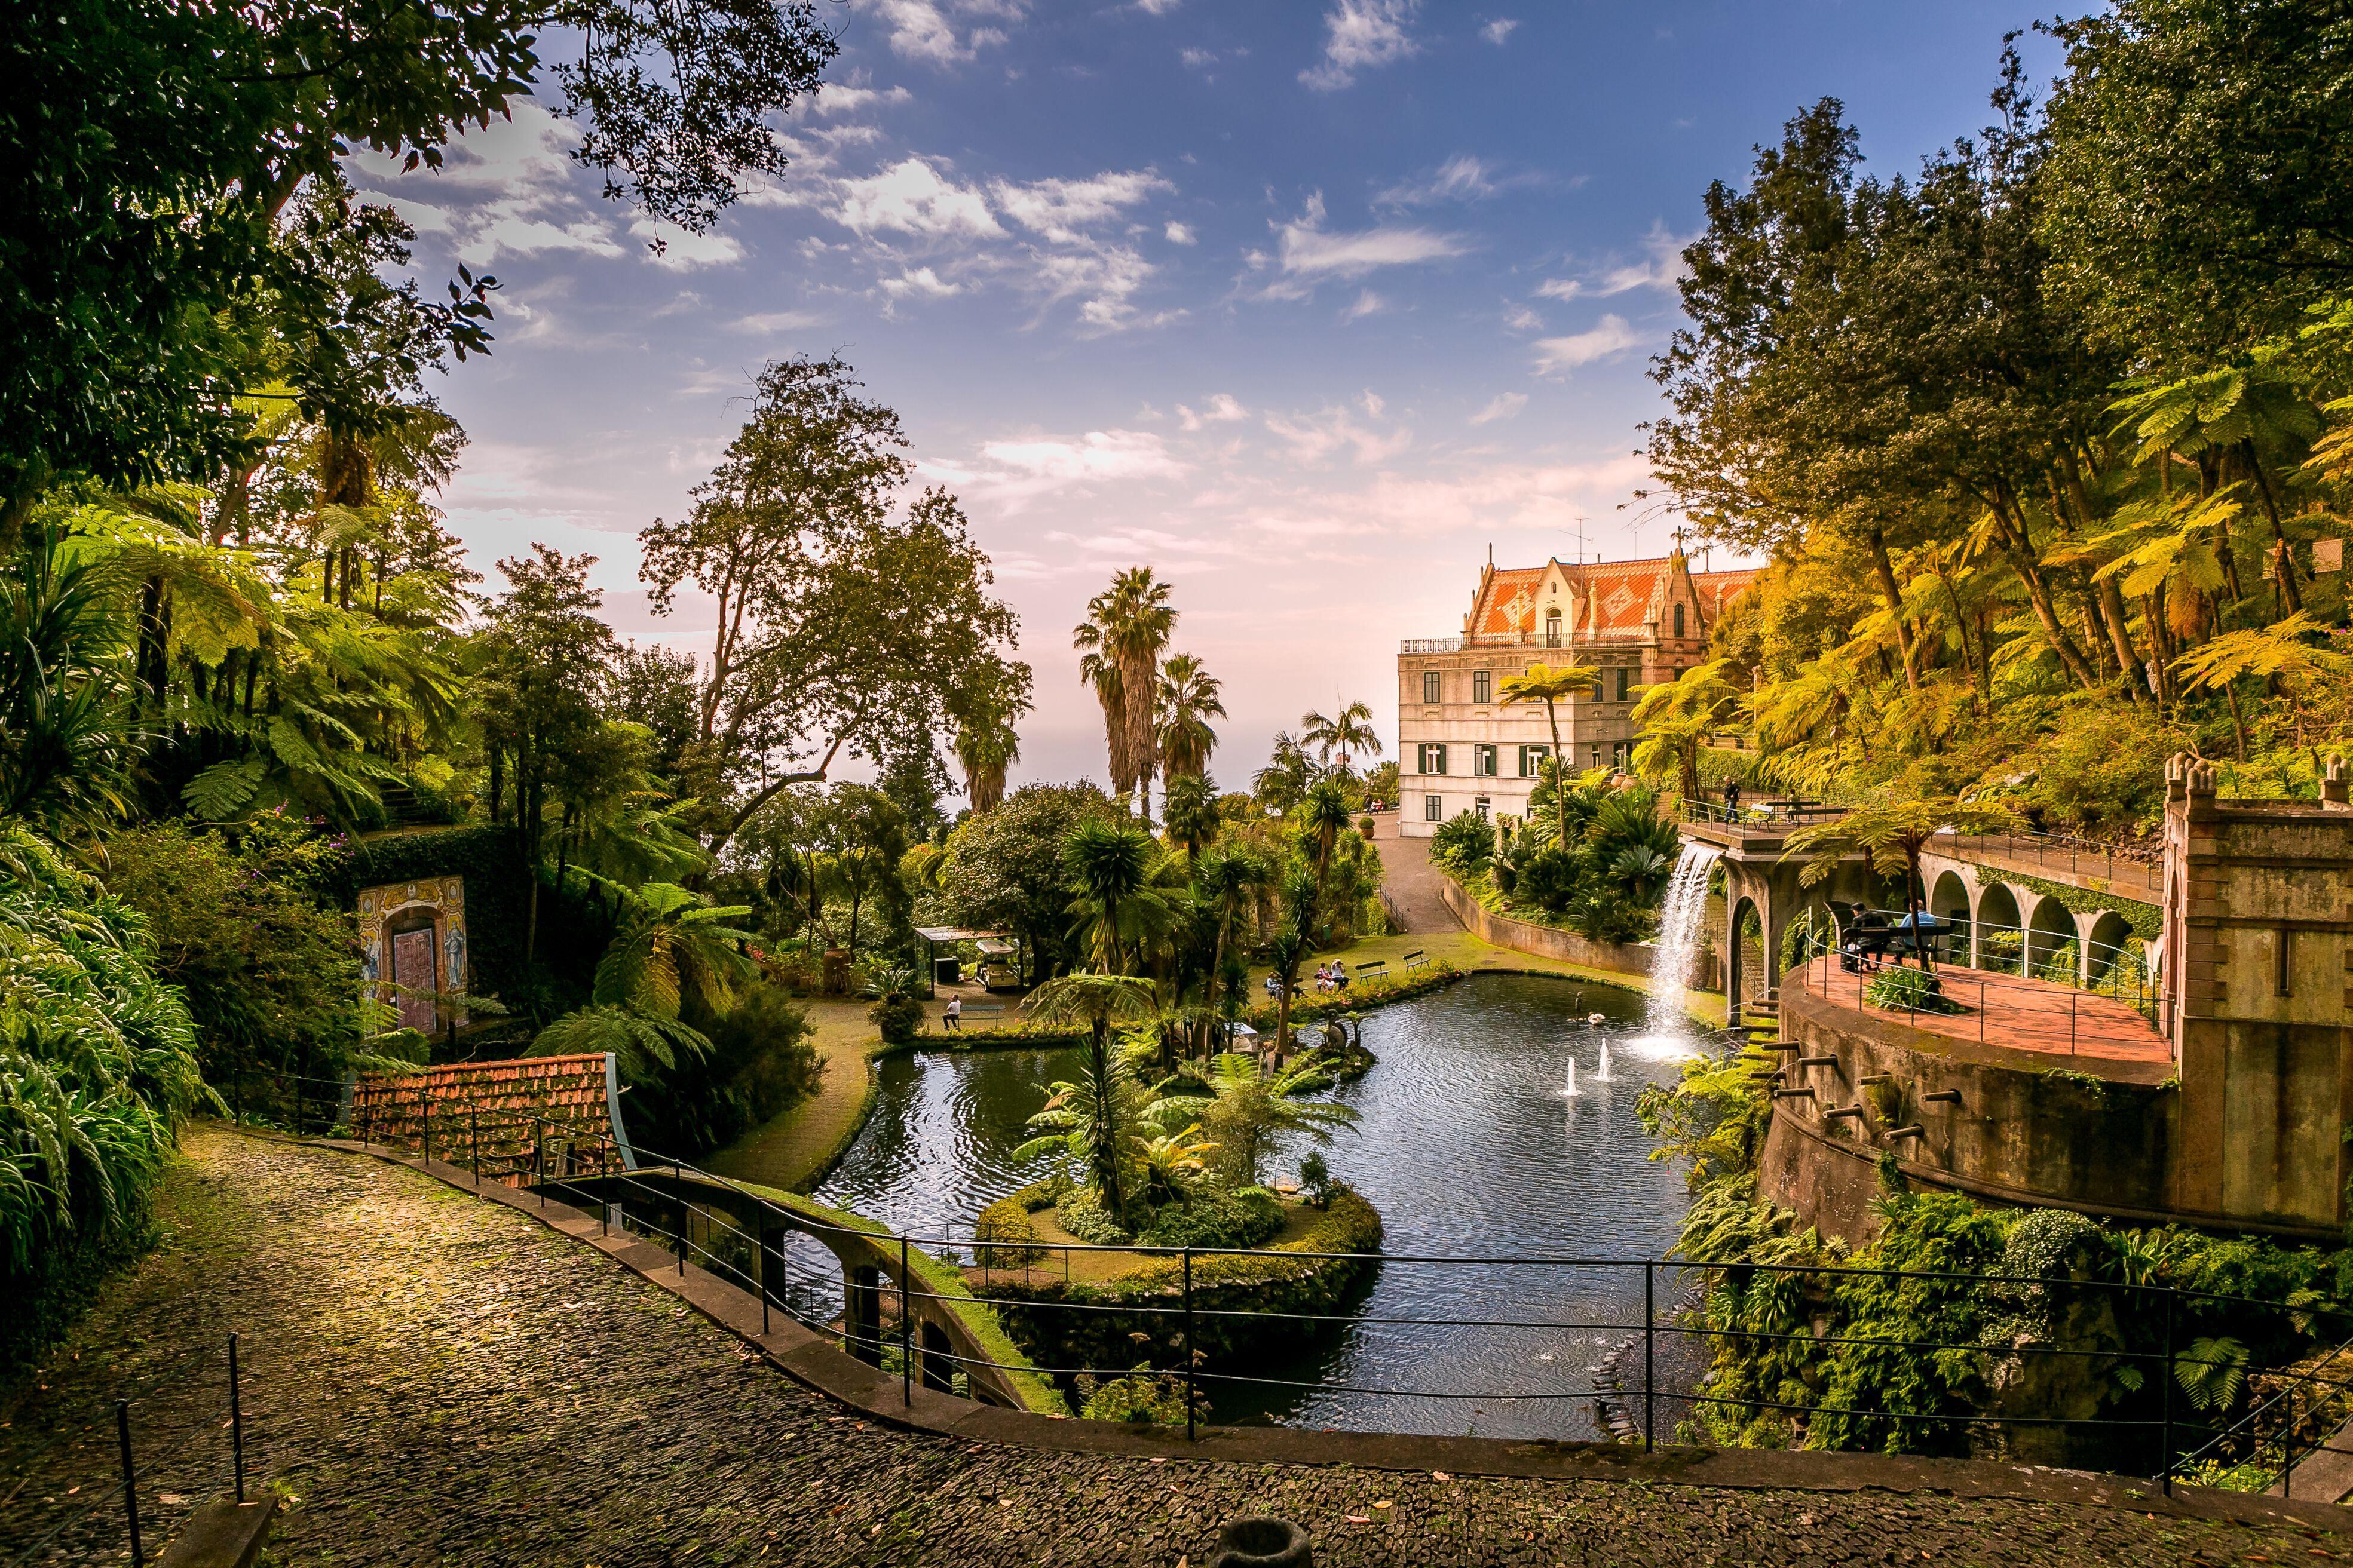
[944, 993, 962, 1031]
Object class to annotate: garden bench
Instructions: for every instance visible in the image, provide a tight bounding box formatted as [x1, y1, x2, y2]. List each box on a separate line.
[945, 1000, 1007, 1029]
[1355, 960, 1388, 979]
[1401, 950, 1427, 971]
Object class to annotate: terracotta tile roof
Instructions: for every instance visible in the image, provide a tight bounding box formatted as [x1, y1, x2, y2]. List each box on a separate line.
[1462, 556, 1758, 643]
[352, 1053, 632, 1185]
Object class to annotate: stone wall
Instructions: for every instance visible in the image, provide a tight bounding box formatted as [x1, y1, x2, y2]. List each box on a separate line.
[1438, 876, 1720, 989]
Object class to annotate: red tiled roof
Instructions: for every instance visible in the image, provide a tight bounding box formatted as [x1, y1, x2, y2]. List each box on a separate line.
[1463, 556, 1757, 643]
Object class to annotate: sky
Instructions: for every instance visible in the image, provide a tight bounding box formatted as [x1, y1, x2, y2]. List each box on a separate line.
[351, 0, 2067, 796]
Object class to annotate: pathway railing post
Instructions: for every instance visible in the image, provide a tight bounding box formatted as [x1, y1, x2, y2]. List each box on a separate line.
[116, 1399, 143, 1568]
[228, 1332, 244, 1503]
[2161, 1291, 2177, 1496]
[422, 1095, 432, 1165]
[1643, 1262, 1656, 1452]
[1183, 1247, 1197, 1443]
[471, 1103, 481, 1189]
[899, 1236, 914, 1408]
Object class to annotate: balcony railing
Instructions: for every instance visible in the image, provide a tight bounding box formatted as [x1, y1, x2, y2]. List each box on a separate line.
[1400, 631, 1655, 654]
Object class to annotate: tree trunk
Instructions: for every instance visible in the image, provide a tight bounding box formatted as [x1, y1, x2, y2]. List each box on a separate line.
[1120, 648, 1157, 823]
[1931, 560, 1989, 703]
[1544, 700, 1568, 849]
[1989, 497, 2100, 690]
[2242, 439, 2303, 616]
[1867, 523, 1920, 692]
[2094, 576, 2145, 701]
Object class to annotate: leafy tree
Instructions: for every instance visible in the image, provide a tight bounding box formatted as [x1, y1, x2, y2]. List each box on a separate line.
[810, 783, 911, 962]
[0, 530, 148, 833]
[1160, 772, 1221, 861]
[641, 357, 1021, 856]
[1629, 661, 1741, 800]
[1498, 662, 1598, 846]
[1062, 819, 1179, 975]
[935, 782, 1120, 979]
[2, 0, 837, 525]
[472, 544, 614, 961]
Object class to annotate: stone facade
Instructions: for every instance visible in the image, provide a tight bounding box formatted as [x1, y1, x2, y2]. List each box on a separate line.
[358, 876, 468, 1035]
[2162, 753, 2353, 1229]
[1395, 550, 1756, 834]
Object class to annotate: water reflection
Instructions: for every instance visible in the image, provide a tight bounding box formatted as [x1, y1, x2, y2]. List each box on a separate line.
[805, 974, 1702, 1439]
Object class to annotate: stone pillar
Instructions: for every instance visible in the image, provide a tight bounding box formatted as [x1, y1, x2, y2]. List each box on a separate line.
[847, 1265, 884, 1367]
[2324, 753, 2349, 812]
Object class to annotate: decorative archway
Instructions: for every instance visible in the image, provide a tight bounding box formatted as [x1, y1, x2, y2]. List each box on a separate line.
[1727, 894, 1766, 1019]
[357, 877, 468, 1035]
[2027, 895, 2078, 982]
[1975, 882, 2023, 975]
[1929, 871, 1974, 968]
[2084, 910, 2139, 995]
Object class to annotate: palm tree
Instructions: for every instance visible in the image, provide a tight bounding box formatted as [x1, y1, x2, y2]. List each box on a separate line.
[1095, 567, 1178, 820]
[1253, 730, 1315, 815]
[952, 694, 1024, 814]
[1497, 661, 1598, 849]
[1017, 974, 1159, 1214]
[1148, 1051, 1360, 1187]
[1071, 618, 1130, 801]
[1190, 843, 1272, 1054]
[1161, 771, 1221, 861]
[1300, 699, 1383, 775]
[1628, 659, 1741, 802]
[1782, 797, 2017, 970]
[1156, 652, 1225, 782]
[1062, 819, 1180, 974]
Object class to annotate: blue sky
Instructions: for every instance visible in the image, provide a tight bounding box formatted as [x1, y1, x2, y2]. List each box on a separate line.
[353, 0, 2065, 792]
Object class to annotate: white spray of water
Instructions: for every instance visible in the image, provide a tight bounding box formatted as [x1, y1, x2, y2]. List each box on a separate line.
[1559, 1057, 1579, 1097]
[1594, 1041, 1612, 1081]
[1639, 842, 1723, 1051]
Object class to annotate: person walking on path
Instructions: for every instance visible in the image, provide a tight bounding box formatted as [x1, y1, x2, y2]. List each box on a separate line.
[944, 994, 962, 1031]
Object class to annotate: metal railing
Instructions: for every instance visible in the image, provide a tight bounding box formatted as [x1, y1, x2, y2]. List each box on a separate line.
[1, 1334, 252, 1568]
[1680, 797, 1851, 831]
[1928, 827, 2162, 899]
[1787, 910, 2160, 1028]
[232, 1069, 2353, 1496]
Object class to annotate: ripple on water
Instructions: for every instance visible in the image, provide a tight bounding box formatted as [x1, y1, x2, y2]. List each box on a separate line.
[802, 973, 1708, 1440]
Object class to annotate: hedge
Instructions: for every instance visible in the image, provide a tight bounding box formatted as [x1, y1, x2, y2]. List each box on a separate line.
[972, 1186, 1384, 1381]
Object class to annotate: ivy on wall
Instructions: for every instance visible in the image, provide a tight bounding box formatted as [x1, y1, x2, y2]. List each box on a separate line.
[1977, 868, 2161, 941]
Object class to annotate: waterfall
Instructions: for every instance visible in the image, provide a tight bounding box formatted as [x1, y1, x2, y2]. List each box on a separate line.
[1644, 842, 1723, 1041]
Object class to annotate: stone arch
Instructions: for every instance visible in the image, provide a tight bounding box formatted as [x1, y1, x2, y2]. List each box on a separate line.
[2026, 894, 2078, 983]
[1728, 894, 1767, 1019]
[1779, 897, 1840, 971]
[2084, 909, 2138, 993]
[1929, 871, 1974, 968]
[1975, 882, 2023, 974]
[920, 1321, 955, 1392]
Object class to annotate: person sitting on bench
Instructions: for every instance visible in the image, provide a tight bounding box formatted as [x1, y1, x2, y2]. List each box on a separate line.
[943, 994, 961, 1030]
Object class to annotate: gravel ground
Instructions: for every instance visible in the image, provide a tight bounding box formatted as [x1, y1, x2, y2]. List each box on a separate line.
[0, 1127, 2340, 1567]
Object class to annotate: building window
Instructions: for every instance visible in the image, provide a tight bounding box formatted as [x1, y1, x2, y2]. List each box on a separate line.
[1475, 796, 1492, 820]
[1472, 669, 1491, 704]
[1474, 742, 1497, 777]
[1519, 744, 1549, 778]
[1425, 793, 1444, 822]
[1612, 741, 1632, 768]
[1419, 742, 1448, 775]
[1422, 669, 1442, 704]
[1615, 666, 1631, 702]
[1672, 602, 1686, 639]
[1589, 744, 1602, 767]
[1544, 610, 1562, 647]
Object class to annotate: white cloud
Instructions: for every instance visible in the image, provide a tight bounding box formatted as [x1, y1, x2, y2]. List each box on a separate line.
[1469, 392, 1527, 425]
[806, 82, 914, 116]
[1176, 393, 1248, 431]
[831, 157, 1005, 238]
[1275, 195, 1465, 278]
[959, 429, 1185, 506]
[459, 215, 626, 266]
[1561, 222, 1693, 299]
[1135, 0, 1182, 12]
[1301, 0, 1420, 91]
[881, 266, 961, 299]
[1263, 400, 1411, 466]
[1180, 45, 1217, 68]
[1340, 289, 1387, 322]
[1165, 220, 1197, 245]
[992, 169, 1172, 244]
[731, 310, 825, 333]
[1481, 17, 1519, 43]
[853, 0, 1025, 65]
[1377, 154, 1496, 207]
[1503, 302, 1543, 332]
[1533, 313, 1641, 373]
[631, 221, 744, 271]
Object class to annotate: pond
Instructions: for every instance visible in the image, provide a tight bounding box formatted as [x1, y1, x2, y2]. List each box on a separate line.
[792, 972, 1710, 1440]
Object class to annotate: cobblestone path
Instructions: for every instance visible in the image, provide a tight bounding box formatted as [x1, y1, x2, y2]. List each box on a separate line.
[2, 1128, 2341, 1566]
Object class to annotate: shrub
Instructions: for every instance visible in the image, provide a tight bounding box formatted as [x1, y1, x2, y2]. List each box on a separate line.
[869, 993, 924, 1044]
[1864, 964, 1962, 1014]
[1056, 1185, 1130, 1245]
[630, 982, 820, 1156]
[1132, 1184, 1286, 1249]
[1429, 809, 1496, 874]
[974, 1186, 1050, 1268]
[1357, 815, 1376, 839]
[1513, 846, 1583, 912]
[1077, 1363, 1196, 1425]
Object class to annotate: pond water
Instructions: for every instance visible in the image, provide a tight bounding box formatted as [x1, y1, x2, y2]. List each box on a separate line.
[798, 973, 1709, 1440]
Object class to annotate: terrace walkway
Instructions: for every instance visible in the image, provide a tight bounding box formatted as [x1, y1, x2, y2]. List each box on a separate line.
[1786, 955, 2170, 1063]
[5, 1128, 2336, 1566]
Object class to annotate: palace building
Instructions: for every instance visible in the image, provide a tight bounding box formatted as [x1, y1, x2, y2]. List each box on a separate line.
[1395, 550, 1757, 836]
